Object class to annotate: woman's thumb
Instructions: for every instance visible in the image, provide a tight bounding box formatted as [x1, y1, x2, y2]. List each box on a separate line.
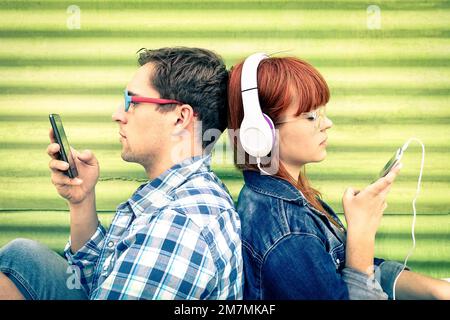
[343, 187, 357, 200]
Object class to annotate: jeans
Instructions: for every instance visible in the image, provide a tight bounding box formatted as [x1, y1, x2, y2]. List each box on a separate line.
[0, 238, 88, 300]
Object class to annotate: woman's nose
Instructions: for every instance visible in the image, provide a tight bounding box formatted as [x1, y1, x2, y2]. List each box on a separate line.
[322, 116, 333, 130]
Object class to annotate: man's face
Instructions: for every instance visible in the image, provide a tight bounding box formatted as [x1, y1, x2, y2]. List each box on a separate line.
[112, 63, 175, 168]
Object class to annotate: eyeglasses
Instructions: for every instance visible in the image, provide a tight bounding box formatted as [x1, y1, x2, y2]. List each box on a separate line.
[275, 106, 327, 130]
[124, 89, 183, 112]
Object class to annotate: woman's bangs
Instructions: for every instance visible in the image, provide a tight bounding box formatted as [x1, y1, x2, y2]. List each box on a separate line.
[287, 60, 330, 116]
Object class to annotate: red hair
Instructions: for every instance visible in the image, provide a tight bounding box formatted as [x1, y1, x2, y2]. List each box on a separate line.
[228, 56, 332, 219]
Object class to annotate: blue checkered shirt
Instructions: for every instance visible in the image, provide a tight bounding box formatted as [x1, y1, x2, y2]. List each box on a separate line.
[64, 154, 243, 299]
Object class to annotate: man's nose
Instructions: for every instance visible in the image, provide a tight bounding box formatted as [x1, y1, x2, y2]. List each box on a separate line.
[112, 104, 127, 123]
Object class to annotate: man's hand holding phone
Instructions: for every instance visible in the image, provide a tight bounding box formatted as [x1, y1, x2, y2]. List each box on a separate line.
[47, 128, 99, 205]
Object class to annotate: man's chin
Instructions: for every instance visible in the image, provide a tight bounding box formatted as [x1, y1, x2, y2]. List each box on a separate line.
[121, 151, 147, 166]
[121, 151, 134, 163]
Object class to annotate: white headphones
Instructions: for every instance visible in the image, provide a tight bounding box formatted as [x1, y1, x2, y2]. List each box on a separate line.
[240, 52, 276, 159]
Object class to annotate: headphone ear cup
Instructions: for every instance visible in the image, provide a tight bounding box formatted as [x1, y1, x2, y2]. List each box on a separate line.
[240, 113, 275, 158]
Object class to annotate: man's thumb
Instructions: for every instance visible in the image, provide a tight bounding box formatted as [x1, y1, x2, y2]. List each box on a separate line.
[75, 149, 97, 165]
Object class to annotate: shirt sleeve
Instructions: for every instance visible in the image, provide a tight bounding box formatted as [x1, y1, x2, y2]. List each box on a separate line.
[262, 234, 388, 300]
[64, 222, 107, 294]
[374, 257, 410, 299]
[89, 209, 217, 300]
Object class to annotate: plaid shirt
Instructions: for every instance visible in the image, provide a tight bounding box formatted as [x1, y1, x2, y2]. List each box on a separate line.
[64, 154, 243, 299]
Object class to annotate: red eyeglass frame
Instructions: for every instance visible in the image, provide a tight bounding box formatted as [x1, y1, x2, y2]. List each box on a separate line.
[124, 89, 183, 111]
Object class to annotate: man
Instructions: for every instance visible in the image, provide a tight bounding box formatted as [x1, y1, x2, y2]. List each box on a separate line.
[0, 47, 243, 299]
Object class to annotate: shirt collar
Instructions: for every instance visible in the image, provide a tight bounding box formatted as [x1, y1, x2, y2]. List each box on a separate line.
[127, 154, 212, 217]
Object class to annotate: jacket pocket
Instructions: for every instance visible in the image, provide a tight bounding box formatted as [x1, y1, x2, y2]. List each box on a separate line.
[330, 243, 345, 270]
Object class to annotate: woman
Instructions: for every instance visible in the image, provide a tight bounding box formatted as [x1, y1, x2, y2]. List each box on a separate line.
[227, 54, 450, 300]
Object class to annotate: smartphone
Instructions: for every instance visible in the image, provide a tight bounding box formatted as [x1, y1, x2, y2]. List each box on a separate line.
[49, 114, 78, 178]
[378, 146, 404, 178]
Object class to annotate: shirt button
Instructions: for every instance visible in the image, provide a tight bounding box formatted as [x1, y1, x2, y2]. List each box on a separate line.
[336, 258, 340, 264]
[107, 241, 114, 248]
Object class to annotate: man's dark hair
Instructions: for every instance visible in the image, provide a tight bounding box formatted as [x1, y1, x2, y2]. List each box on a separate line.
[137, 47, 229, 149]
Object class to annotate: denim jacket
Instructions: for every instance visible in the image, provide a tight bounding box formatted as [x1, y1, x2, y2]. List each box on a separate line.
[237, 170, 407, 300]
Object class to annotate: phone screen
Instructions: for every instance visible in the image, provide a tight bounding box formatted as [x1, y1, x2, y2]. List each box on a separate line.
[379, 148, 403, 178]
[49, 114, 78, 178]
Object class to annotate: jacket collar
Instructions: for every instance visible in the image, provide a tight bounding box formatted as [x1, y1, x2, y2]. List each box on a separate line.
[243, 170, 347, 241]
[243, 170, 307, 205]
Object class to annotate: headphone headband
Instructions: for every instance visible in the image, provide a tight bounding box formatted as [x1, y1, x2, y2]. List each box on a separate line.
[241, 52, 268, 92]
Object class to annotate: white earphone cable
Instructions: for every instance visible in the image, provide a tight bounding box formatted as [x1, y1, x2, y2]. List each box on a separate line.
[257, 157, 272, 176]
[392, 138, 425, 300]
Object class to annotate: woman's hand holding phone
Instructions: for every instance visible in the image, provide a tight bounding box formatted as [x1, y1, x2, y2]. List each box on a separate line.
[343, 162, 402, 236]
[342, 162, 402, 274]
[47, 128, 99, 205]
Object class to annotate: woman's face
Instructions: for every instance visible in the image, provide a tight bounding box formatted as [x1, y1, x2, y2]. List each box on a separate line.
[276, 96, 333, 171]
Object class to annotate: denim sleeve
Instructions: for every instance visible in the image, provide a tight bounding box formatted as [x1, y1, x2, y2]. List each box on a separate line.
[64, 222, 107, 294]
[341, 267, 387, 300]
[374, 257, 410, 300]
[262, 234, 387, 300]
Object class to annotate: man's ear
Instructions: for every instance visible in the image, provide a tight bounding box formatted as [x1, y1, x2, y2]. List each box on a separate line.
[172, 104, 196, 135]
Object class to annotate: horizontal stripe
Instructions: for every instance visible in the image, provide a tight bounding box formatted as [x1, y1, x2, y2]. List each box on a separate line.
[1, 85, 448, 96]
[1, 114, 449, 125]
[1, 0, 448, 11]
[1, 57, 449, 68]
[1, 28, 449, 39]
[0, 141, 448, 152]
[0, 225, 448, 242]
[1, 11, 449, 32]
[1, 168, 449, 183]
